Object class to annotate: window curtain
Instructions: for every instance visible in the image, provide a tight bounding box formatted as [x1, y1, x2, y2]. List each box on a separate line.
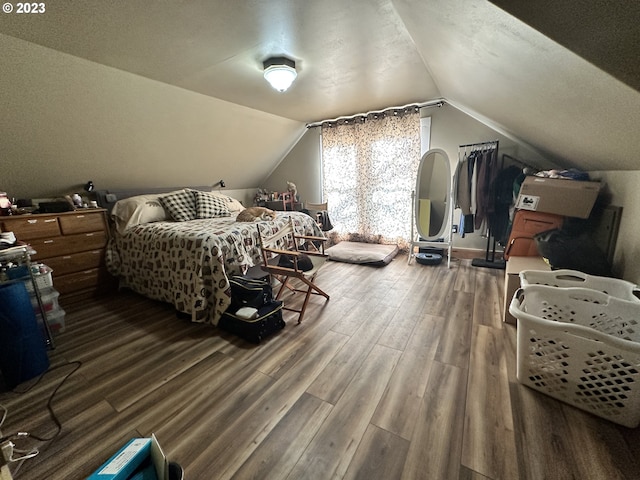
[321, 110, 421, 249]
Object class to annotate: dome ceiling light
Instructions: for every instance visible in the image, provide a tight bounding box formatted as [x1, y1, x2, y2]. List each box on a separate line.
[263, 56, 297, 92]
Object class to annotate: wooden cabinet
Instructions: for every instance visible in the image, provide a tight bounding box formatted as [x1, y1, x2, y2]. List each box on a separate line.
[0, 209, 112, 303]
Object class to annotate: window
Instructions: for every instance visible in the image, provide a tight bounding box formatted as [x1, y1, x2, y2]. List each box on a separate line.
[321, 111, 421, 248]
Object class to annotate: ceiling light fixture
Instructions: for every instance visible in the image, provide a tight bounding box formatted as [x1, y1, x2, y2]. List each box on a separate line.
[263, 56, 297, 92]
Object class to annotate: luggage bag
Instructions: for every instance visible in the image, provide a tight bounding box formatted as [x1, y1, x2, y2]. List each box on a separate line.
[228, 275, 273, 309]
[219, 301, 285, 344]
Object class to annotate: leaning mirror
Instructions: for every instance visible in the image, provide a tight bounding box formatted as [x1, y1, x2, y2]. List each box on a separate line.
[410, 148, 454, 267]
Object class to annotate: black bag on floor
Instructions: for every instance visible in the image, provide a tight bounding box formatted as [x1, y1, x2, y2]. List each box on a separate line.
[219, 301, 285, 344]
[228, 276, 273, 309]
[534, 228, 612, 277]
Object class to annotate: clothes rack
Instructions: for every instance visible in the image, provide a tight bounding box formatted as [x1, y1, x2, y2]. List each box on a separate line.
[456, 140, 506, 269]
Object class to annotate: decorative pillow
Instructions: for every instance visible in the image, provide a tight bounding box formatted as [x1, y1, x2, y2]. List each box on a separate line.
[111, 194, 169, 234]
[159, 189, 197, 222]
[209, 191, 244, 214]
[194, 191, 231, 219]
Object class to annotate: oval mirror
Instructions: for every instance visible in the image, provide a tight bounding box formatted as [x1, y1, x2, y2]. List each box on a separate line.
[414, 148, 451, 240]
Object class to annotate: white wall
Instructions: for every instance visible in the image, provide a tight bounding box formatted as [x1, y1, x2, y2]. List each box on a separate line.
[427, 103, 557, 250]
[589, 171, 640, 284]
[262, 128, 322, 204]
[0, 33, 304, 199]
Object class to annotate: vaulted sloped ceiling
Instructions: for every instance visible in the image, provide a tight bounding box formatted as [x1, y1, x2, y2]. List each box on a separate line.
[1, 0, 639, 180]
[394, 0, 640, 171]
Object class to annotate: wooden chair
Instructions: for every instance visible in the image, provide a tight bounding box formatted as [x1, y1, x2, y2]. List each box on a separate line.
[257, 219, 330, 324]
[304, 202, 329, 231]
[280, 192, 295, 211]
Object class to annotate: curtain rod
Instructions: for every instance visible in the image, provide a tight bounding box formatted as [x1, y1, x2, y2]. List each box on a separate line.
[306, 99, 446, 128]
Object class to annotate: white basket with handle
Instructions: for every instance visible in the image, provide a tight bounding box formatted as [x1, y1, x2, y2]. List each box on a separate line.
[510, 284, 640, 427]
[519, 269, 640, 302]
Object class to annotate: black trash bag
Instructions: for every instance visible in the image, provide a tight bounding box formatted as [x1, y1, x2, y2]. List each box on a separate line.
[534, 228, 612, 277]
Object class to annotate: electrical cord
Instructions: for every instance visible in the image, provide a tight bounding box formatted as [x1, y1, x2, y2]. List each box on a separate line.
[0, 361, 82, 460]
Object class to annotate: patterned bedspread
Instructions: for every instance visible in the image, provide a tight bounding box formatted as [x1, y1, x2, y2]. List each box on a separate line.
[105, 211, 322, 326]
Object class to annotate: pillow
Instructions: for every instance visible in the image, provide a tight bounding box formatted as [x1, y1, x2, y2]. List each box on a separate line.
[194, 190, 231, 219]
[111, 194, 168, 233]
[209, 191, 244, 214]
[159, 189, 197, 222]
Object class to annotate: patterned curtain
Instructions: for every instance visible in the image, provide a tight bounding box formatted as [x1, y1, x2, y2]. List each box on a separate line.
[321, 110, 421, 249]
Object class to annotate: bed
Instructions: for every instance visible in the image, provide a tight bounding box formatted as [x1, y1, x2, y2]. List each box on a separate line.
[98, 188, 323, 326]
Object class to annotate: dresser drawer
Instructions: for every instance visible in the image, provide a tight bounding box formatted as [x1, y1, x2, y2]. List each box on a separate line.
[44, 249, 105, 276]
[58, 211, 107, 235]
[54, 268, 103, 294]
[1, 215, 60, 239]
[29, 231, 107, 260]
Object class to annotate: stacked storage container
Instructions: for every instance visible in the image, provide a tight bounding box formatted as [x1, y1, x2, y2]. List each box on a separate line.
[26, 264, 66, 334]
[509, 269, 640, 427]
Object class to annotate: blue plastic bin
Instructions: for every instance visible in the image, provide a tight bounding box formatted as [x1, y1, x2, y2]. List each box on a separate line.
[0, 282, 49, 388]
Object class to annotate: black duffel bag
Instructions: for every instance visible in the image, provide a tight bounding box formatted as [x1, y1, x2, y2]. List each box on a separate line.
[533, 228, 612, 277]
[228, 276, 273, 309]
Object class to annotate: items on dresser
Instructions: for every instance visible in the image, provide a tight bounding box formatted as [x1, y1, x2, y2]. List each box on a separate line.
[0, 209, 112, 303]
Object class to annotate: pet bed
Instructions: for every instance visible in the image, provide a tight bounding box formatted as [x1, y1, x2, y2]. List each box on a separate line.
[325, 241, 399, 266]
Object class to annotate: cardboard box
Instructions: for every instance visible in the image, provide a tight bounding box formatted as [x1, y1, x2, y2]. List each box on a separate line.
[88, 435, 169, 480]
[503, 256, 550, 324]
[515, 176, 600, 219]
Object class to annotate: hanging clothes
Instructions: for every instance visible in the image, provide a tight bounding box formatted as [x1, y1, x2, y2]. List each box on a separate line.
[488, 165, 522, 245]
[455, 155, 472, 237]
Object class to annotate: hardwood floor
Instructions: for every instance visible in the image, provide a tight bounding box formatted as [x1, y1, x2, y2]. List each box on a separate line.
[2, 255, 640, 479]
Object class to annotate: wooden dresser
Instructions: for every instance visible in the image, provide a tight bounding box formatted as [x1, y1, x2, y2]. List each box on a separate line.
[0, 209, 113, 303]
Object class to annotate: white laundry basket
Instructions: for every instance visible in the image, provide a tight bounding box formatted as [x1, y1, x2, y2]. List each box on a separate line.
[510, 284, 640, 427]
[519, 269, 640, 301]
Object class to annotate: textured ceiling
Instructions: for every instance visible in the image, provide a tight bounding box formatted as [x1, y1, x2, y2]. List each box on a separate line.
[0, 0, 439, 123]
[489, 0, 640, 93]
[1, 0, 639, 171]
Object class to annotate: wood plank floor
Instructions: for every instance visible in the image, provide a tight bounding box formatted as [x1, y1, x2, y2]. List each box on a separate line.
[2, 255, 640, 479]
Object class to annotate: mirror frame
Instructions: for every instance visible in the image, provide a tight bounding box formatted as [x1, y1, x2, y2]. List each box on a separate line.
[414, 148, 451, 241]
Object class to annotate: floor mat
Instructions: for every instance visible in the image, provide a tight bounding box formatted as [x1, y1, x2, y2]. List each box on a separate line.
[325, 241, 399, 266]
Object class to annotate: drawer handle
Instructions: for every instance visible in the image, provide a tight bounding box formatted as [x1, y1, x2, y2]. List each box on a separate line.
[44, 219, 57, 223]
[86, 233, 95, 237]
[75, 215, 85, 219]
[28, 219, 38, 224]
[63, 256, 71, 259]
[44, 240, 54, 244]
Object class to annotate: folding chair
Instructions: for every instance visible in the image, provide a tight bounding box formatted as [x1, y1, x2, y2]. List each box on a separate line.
[304, 202, 333, 232]
[257, 219, 330, 323]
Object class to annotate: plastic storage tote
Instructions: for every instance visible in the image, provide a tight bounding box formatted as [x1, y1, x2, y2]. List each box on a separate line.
[0, 282, 50, 388]
[510, 284, 640, 427]
[519, 269, 640, 301]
